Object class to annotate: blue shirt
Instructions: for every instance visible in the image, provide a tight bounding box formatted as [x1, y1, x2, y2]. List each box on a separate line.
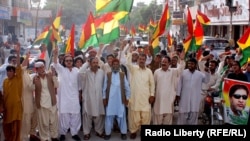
[102, 72, 130, 117]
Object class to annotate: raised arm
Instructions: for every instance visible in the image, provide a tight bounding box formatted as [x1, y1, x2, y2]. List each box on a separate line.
[53, 47, 59, 64]
[125, 46, 135, 74]
[22, 49, 30, 67]
[14, 42, 21, 67]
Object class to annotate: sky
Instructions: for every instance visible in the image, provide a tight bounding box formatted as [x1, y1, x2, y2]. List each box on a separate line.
[133, 0, 165, 6]
[37, 0, 164, 8]
[134, 0, 151, 5]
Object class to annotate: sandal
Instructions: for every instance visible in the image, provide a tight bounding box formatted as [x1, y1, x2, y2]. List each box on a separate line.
[96, 132, 105, 138]
[83, 134, 90, 140]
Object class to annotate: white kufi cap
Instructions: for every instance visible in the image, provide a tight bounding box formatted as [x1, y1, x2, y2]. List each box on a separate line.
[34, 62, 45, 68]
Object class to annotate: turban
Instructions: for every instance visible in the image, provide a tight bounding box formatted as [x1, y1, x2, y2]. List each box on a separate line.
[34, 61, 44, 68]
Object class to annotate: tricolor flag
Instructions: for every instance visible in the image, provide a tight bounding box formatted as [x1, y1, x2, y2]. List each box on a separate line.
[79, 12, 99, 49]
[151, 3, 171, 54]
[151, 3, 170, 40]
[32, 26, 50, 46]
[138, 24, 146, 32]
[65, 24, 75, 57]
[95, 0, 133, 24]
[130, 26, 136, 37]
[95, 13, 120, 44]
[237, 27, 250, 67]
[196, 10, 210, 25]
[167, 32, 173, 47]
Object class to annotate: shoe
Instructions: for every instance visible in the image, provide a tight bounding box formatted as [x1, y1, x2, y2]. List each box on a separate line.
[121, 134, 127, 140]
[51, 138, 59, 141]
[130, 133, 137, 139]
[72, 135, 81, 141]
[83, 134, 91, 140]
[96, 132, 105, 138]
[104, 135, 111, 140]
[29, 134, 41, 141]
[59, 135, 66, 141]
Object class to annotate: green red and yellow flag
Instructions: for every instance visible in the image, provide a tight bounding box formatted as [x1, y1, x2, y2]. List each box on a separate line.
[65, 24, 75, 57]
[196, 10, 210, 25]
[237, 27, 250, 67]
[78, 12, 99, 49]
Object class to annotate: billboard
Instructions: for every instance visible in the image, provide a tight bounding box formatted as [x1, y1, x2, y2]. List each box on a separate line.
[200, 0, 249, 25]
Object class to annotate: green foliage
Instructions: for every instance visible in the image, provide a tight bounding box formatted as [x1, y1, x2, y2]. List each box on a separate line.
[43, 0, 94, 29]
[128, 2, 163, 28]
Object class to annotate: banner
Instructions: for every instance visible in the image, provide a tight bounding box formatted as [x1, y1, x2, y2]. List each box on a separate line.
[223, 78, 250, 125]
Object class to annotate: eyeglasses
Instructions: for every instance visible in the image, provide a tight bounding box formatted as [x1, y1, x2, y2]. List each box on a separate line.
[65, 60, 73, 62]
[232, 94, 248, 100]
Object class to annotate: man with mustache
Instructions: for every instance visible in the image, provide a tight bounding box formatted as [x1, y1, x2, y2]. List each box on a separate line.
[103, 59, 130, 140]
[79, 57, 105, 140]
[153, 52, 185, 125]
[176, 58, 210, 125]
[126, 47, 155, 139]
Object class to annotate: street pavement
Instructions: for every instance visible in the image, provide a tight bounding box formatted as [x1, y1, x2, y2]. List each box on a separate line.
[0, 112, 179, 141]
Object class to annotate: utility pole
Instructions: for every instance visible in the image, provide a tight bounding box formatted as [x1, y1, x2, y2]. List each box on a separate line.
[34, 0, 41, 39]
[226, 0, 237, 40]
[249, 1, 250, 26]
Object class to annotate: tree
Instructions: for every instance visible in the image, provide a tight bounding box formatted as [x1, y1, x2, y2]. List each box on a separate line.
[43, 0, 94, 29]
[128, 2, 162, 30]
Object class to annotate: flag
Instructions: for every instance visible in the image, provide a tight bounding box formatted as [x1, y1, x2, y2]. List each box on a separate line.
[53, 6, 62, 30]
[130, 26, 136, 37]
[149, 18, 157, 31]
[150, 19, 157, 28]
[237, 27, 250, 66]
[95, 0, 133, 24]
[98, 13, 120, 44]
[183, 35, 193, 53]
[237, 27, 250, 50]
[197, 10, 210, 25]
[196, 48, 203, 61]
[120, 25, 126, 31]
[151, 3, 170, 40]
[78, 12, 99, 49]
[96, 0, 112, 11]
[151, 37, 160, 55]
[138, 24, 146, 32]
[183, 8, 204, 56]
[94, 14, 105, 38]
[120, 25, 128, 35]
[38, 8, 63, 69]
[96, 0, 133, 14]
[186, 7, 193, 35]
[65, 24, 75, 57]
[111, 11, 129, 24]
[32, 26, 50, 46]
[39, 51, 46, 59]
[51, 23, 62, 43]
[167, 32, 173, 47]
[193, 16, 204, 49]
[239, 48, 250, 67]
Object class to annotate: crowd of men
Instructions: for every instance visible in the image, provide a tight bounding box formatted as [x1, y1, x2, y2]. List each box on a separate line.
[0, 38, 249, 141]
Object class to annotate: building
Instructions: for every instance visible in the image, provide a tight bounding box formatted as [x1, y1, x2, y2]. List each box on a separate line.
[0, 0, 51, 44]
[168, 0, 250, 45]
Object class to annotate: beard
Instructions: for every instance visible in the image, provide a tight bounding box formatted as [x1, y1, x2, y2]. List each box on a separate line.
[112, 68, 120, 73]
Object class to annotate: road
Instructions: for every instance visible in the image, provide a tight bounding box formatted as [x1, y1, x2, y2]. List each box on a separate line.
[0, 112, 179, 140]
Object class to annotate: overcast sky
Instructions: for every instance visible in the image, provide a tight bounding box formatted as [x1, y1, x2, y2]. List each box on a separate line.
[134, 0, 150, 5]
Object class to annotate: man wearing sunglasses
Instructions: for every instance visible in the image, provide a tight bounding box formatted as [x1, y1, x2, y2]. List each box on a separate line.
[52, 47, 82, 141]
[227, 84, 249, 125]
